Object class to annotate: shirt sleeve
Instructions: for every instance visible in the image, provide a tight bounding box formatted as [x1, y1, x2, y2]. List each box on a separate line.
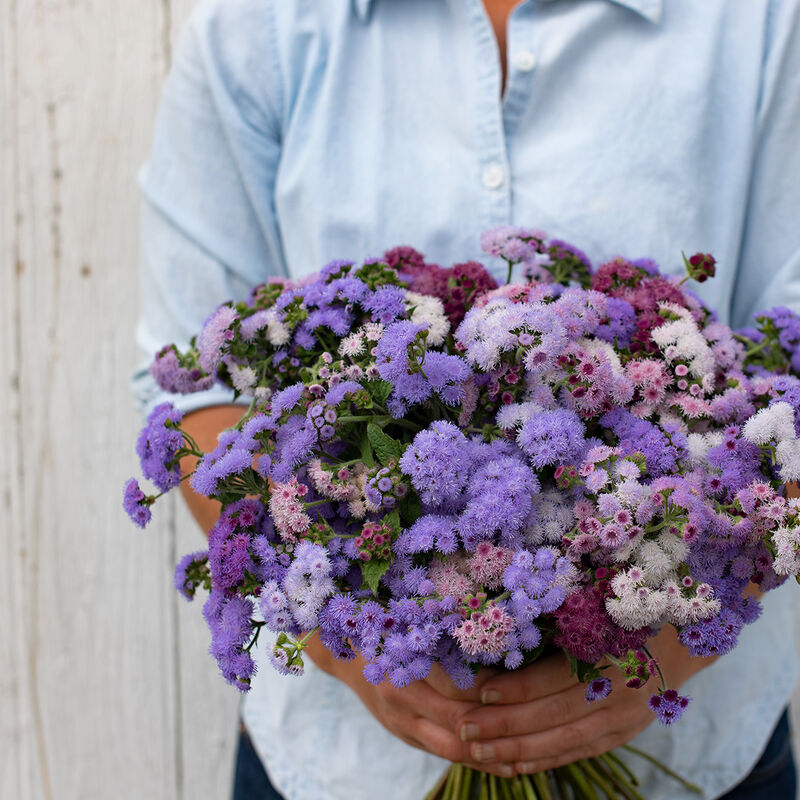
[730, 0, 800, 327]
[132, 0, 286, 417]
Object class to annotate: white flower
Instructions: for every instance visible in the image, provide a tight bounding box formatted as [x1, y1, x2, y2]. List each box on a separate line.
[406, 291, 450, 346]
[686, 431, 723, 467]
[775, 439, 800, 482]
[650, 303, 715, 377]
[742, 402, 796, 445]
[230, 364, 257, 394]
[339, 332, 365, 358]
[636, 541, 672, 583]
[496, 401, 543, 430]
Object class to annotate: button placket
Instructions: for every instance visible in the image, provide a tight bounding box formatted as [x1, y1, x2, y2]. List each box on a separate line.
[502, 4, 538, 146]
[512, 50, 537, 72]
[467, 0, 511, 231]
[482, 164, 505, 190]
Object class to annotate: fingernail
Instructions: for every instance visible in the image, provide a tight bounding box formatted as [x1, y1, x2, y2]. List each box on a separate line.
[517, 761, 536, 774]
[481, 689, 500, 704]
[473, 744, 495, 762]
[498, 765, 514, 778]
[460, 723, 480, 742]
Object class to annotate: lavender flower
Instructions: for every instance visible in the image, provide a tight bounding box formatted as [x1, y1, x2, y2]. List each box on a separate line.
[135, 403, 185, 491]
[122, 478, 153, 528]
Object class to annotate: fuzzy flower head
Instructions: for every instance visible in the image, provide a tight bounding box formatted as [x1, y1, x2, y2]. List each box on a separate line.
[453, 601, 514, 662]
[268, 478, 312, 541]
[197, 304, 238, 373]
[123, 478, 154, 528]
[150, 344, 215, 395]
[135, 403, 185, 492]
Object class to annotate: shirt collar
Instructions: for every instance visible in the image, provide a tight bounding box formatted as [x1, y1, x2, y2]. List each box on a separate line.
[353, 0, 662, 25]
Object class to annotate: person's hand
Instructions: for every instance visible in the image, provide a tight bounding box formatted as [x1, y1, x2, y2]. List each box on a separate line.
[304, 636, 516, 776]
[452, 626, 715, 776]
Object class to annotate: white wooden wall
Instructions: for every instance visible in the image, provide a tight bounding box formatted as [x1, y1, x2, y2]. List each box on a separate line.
[1, 2, 238, 799]
[1, 2, 799, 800]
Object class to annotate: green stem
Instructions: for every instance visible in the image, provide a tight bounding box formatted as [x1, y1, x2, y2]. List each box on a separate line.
[479, 772, 489, 800]
[462, 766, 473, 800]
[510, 777, 526, 800]
[531, 772, 552, 799]
[641, 646, 667, 690]
[451, 764, 463, 799]
[444, 764, 457, 799]
[581, 758, 617, 799]
[521, 776, 537, 800]
[295, 628, 319, 649]
[424, 768, 449, 800]
[621, 745, 702, 794]
[565, 763, 600, 800]
[603, 753, 639, 787]
[303, 499, 331, 509]
[593, 758, 643, 800]
[244, 625, 261, 653]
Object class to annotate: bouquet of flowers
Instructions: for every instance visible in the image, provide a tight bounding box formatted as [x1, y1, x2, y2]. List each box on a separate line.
[125, 227, 800, 799]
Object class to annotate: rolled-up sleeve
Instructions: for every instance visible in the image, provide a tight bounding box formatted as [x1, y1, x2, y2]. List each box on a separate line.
[133, 0, 286, 416]
[731, 0, 800, 327]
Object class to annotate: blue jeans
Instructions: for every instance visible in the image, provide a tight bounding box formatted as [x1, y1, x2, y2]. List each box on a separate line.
[718, 710, 796, 800]
[232, 711, 796, 800]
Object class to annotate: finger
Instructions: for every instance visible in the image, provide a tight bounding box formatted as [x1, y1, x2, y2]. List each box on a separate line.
[478, 652, 578, 705]
[513, 731, 624, 774]
[390, 680, 479, 732]
[412, 719, 517, 778]
[425, 663, 496, 702]
[458, 683, 591, 741]
[467, 708, 613, 766]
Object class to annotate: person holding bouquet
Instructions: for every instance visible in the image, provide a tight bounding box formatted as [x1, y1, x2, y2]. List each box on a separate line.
[132, 1, 800, 798]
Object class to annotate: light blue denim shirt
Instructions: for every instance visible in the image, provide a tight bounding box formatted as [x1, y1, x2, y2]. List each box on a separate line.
[134, 1, 800, 797]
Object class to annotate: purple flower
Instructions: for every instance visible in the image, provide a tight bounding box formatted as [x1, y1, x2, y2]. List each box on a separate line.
[678, 610, 743, 657]
[196, 304, 238, 372]
[174, 550, 209, 600]
[365, 286, 408, 325]
[135, 403, 184, 492]
[648, 689, 690, 725]
[518, 409, 586, 469]
[585, 677, 612, 703]
[595, 298, 637, 349]
[459, 457, 540, 548]
[375, 321, 425, 382]
[190, 429, 253, 497]
[400, 422, 472, 507]
[122, 478, 153, 528]
[150, 345, 215, 394]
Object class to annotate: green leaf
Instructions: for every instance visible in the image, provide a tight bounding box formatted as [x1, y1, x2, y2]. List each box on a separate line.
[361, 559, 391, 595]
[360, 433, 375, 469]
[367, 423, 404, 466]
[366, 380, 393, 407]
[383, 509, 401, 534]
[400, 492, 423, 526]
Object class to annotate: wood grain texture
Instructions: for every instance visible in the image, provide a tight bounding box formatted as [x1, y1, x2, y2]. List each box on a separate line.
[0, 1, 797, 799]
[1, 1, 237, 798]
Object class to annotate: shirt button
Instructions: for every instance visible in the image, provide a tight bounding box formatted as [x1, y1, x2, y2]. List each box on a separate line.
[482, 164, 505, 190]
[512, 50, 536, 72]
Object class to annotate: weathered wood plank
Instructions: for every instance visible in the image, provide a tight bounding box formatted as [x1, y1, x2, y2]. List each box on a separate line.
[7, 1, 179, 798]
[164, 4, 240, 798]
[1, 2, 33, 798]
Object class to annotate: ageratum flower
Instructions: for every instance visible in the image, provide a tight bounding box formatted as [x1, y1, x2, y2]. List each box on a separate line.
[126, 226, 800, 736]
